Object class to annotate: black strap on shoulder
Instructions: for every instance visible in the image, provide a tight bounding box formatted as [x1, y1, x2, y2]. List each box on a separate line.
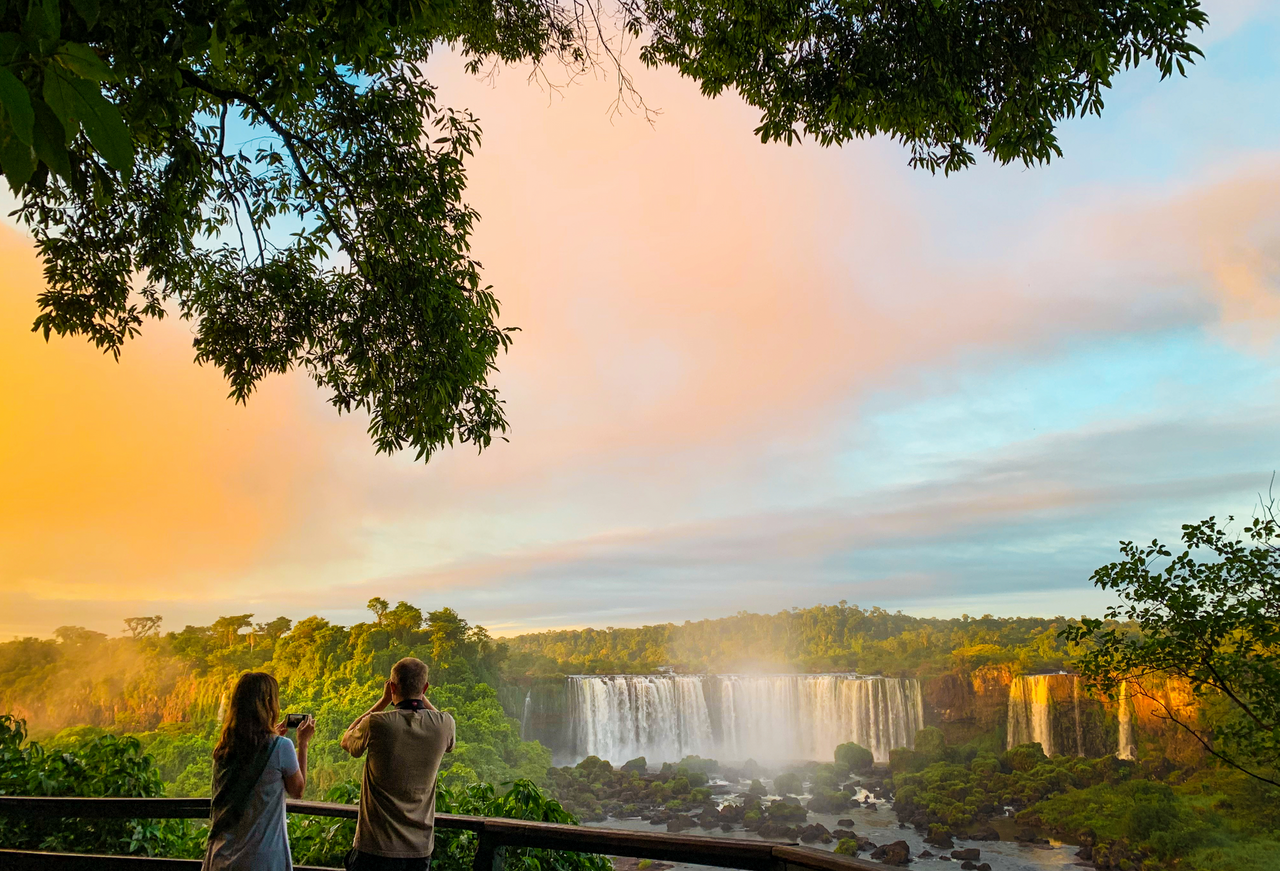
[209, 735, 281, 838]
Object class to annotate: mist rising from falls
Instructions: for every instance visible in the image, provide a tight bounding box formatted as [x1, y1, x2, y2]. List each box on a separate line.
[568, 674, 924, 765]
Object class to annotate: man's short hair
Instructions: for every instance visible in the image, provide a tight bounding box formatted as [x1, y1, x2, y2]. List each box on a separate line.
[391, 657, 429, 696]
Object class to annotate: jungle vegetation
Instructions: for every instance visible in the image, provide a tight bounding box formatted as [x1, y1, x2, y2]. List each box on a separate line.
[504, 603, 1083, 677]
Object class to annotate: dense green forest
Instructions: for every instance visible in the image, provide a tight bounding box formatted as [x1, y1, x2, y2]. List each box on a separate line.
[503, 603, 1079, 677]
[0, 602, 548, 797]
[2, 598, 1277, 869]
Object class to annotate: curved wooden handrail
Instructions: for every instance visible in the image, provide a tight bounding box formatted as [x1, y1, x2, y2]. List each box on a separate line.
[0, 795, 886, 871]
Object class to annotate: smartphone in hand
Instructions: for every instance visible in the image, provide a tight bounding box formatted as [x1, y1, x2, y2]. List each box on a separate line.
[284, 713, 310, 729]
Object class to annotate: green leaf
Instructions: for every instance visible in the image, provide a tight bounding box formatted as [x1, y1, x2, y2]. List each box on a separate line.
[0, 66, 33, 144]
[56, 43, 116, 82]
[0, 33, 21, 65]
[69, 0, 99, 28]
[30, 98, 70, 180]
[67, 76, 132, 176]
[45, 65, 133, 175]
[23, 0, 60, 44]
[41, 65, 81, 138]
[0, 111, 37, 191]
[209, 25, 225, 69]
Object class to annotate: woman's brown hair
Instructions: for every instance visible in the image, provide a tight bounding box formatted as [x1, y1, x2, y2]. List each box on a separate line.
[213, 672, 280, 764]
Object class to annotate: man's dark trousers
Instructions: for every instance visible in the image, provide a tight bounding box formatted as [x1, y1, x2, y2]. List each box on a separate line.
[345, 849, 432, 871]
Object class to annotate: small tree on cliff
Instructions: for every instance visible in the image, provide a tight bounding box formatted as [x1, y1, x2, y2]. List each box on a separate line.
[1063, 512, 1280, 787]
[0, 0, 1207, 461]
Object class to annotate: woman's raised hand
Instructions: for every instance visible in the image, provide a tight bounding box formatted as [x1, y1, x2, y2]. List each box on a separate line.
[297, 715, 316, 746]
[275, 719, 289, 737]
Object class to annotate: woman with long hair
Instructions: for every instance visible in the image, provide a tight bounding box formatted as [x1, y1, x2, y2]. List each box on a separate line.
[203, 672, 315, 871]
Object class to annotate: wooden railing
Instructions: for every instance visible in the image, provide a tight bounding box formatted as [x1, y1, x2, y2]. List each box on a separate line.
[0, 796, 884, 871]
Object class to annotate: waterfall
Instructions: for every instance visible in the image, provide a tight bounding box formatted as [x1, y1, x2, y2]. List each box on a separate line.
[1007, 674, 1056, 755]
[1073, 675, 1084, 758]
[1117, 680, 1136, 760]
[567, 674, 923, 765]
[521, 691, 532, 741]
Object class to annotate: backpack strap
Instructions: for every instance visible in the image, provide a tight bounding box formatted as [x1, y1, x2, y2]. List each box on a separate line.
[209, 735, 281, 838]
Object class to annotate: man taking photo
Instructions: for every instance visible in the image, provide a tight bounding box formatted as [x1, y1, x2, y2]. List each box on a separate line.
[342, 657, 456, 871]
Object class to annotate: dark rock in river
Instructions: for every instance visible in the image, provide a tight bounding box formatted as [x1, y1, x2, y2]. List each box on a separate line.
[967, 827, 999, 841]
[869, 840, 912, 866]
[950, 849, 981, 861]
[832, 829, 857, 841]
[960, 862, 978, 871]
[837, 818, 855, 827]
[666, 816, 696, 833]
[917, 851, 934, 859]
[924, 832, 954, 850]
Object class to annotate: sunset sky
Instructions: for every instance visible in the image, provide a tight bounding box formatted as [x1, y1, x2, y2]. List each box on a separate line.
[2, 0, 1279, 640]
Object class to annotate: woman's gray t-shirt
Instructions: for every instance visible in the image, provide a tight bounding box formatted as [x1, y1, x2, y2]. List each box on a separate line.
[202, 737, 299, 871]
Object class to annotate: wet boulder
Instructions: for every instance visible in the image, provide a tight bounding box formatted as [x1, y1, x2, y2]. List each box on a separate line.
[950, 849, 981, 861]
[869, 840, 912, 866]
[968, 827, 1000, 841]
[666, 816, 696, 833]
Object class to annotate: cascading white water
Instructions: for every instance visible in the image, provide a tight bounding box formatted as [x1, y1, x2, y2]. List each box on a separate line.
[1117, 680, 1136, 760]
[568, 674, 923, 765]
[1007, 674, 1056, 755]
[570, 675, 715, 764]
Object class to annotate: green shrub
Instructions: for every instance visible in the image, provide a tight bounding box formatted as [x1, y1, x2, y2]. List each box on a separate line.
[675, 755, 718, 775]
[834, 742, 874, 774]
[435, 780, 614, 871]
[913, 727, 948, 764]
[889, 748, 925, 775]
[1002, 743, 1048, 773]
[834, 838, 860, 856]
[0, 714, 199, 858]
[811, 766, 840, 791]
[774, 772, 802, 795]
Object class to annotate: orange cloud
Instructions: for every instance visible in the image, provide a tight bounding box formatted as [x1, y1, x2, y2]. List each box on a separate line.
[0, 227, 351, 603]
[1, 55, 1278, 637]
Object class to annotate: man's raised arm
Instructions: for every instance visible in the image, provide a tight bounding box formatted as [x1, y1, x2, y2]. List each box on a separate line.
[342, 681, 394, 758]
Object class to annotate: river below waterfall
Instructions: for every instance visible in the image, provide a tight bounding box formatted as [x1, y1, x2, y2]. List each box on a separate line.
[584, 779, 1082, 871]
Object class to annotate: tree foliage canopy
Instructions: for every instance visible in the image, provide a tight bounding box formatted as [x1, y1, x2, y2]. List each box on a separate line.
[1063, 514, 1280, 787]
[0, 0, 1206, 458]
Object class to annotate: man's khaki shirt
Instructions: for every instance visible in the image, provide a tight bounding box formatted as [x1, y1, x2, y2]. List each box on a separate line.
[341, 705, 456, 858]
